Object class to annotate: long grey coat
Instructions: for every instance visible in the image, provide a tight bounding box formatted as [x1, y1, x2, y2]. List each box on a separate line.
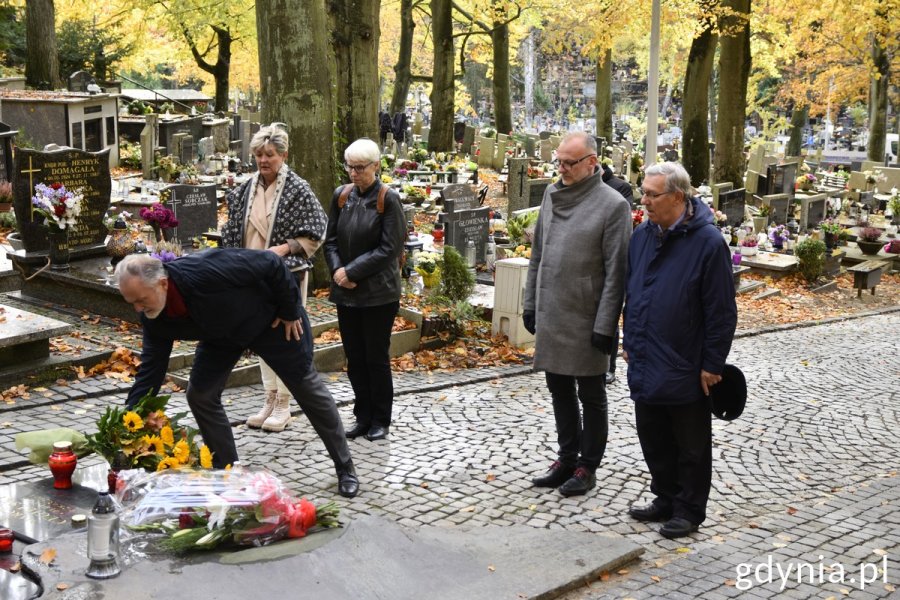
[523, 167, 632, 376]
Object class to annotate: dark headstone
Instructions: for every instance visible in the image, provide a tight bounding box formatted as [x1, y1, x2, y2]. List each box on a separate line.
[506, 158, 530, 213]
[763, 194, 791, 225]
[528, 179, 552, 208]
[462, 125, 476, 155]
[67, 70, 92, 93]
[804, 196, 827, 231]
[539, 131, 552, 140]
[180, 135, 194, 165]
[440, 184, 479, 211]
[858, 191, 878, 212]
[443, 206, 491, 264]
[162, 183, 218, 244]
[439, 184, 489, 262]
[524, 136, 537, 158]
[0, 121, 17, 183]
[768, 161, 798, 199]
[12, 148, 111, 252]
[718, 188, 746, 226]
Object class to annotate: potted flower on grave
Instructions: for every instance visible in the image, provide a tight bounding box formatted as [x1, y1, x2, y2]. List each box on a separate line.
[855, 222, 884, 255]
[753, 204, 771, 234]
[0, 180, 12, 212]
[818, 219, 842, 250]
[768, 224, 789, 250]
[796, 173, 817, 192]
[31, 182, 84, 270]
[140, 202, 179, 242]
[739, 237, 759, 256]
[414, 251, 443, 288]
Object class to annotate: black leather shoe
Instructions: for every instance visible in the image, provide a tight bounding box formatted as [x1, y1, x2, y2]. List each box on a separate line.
[628, 502, 673, 522]
[345, 422, 370, 439]
[558, 467, 596, 497]
[659, 516, 699, 539]
[605, 372, 616, 385]
[532, 461, 575, 488]
[337, 466, 359, 498]
[365, 424, 389, 441]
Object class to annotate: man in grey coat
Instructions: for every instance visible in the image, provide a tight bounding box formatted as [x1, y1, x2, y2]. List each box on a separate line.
[523, 132, 632, 497]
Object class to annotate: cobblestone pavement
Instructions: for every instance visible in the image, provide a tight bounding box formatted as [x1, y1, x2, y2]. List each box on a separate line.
[1, 312, 898, 599]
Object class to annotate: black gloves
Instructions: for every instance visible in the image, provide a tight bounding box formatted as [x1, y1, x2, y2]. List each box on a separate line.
[591, 333, 615, 354]
[522, 310, 536, 334]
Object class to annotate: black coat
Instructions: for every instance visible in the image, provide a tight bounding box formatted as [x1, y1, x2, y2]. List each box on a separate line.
[324, 181, 407, 307]
[602, 165, 634, 203]
[126, 249, 307, 406]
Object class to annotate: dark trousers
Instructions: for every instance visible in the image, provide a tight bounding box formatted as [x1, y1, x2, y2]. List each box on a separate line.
[634, 398, 712, 525]
[337, 301, 399, 428]
[545, 372, 608, 471]
[186, 324, 352, 470]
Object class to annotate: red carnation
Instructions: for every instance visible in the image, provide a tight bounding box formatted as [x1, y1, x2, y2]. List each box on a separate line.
[51, 182, 63, 190]
[54, 204, 67, 217]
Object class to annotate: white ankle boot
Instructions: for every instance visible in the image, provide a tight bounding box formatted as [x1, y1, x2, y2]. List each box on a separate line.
[262, 394, 292, 432]
[246, 391, 277, 428]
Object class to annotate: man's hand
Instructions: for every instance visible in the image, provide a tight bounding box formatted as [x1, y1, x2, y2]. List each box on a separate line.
[522, 310, 536, 334]
[333, 267, 357, 289]
[622, 350, 629, 364]
[700, 370, 722, 396]
[267, 243, 290, 257]
[271, 317, 303, 341]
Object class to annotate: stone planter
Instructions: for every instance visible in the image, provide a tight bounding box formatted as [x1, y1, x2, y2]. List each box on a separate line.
[752, 216, 768, 235]
[740, 245, 758, 256]
[856, 240, 884, 256]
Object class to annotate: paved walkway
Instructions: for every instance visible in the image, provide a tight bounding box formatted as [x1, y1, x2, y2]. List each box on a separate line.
[1, 313, 898, 599]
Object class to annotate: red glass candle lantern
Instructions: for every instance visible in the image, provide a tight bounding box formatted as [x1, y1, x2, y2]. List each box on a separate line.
[0, 528, 13, 553]
[48, 441, 77, 489]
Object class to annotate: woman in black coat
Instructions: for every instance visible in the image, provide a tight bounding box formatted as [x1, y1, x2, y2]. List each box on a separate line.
[325, 138, 406, 441]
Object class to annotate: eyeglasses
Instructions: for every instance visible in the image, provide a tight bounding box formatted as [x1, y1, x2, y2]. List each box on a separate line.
[344, 162, 373, 173]
[639, 187, 670, 199]
[556, 154, 596, 169]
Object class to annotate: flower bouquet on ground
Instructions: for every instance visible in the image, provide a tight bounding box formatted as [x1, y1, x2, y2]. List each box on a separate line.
[121, 468, 340, 553]
[31, 182, 83, 230]
[86, 392, 212, 473]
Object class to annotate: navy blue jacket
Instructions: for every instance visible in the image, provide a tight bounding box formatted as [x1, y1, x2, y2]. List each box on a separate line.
[126, 248, 308, 407]
[623, 196, 737, 405]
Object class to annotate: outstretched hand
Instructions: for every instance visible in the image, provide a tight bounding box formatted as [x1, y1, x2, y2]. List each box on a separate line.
[271, 317, 303, 341]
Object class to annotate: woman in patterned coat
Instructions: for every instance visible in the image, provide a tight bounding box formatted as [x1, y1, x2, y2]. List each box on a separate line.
[222, 124, 328, 432]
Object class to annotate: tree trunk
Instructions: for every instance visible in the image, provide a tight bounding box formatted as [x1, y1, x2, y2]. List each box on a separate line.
[713, 0, 751, 188]
[212, 28, 232, 112]
[429, 0, 454, 151]
[682, 24, 717, 186]
[390, 0, 415, 115]
[330, 0, 381, 143]
[491, 18, 512, 135]
[25, 0, 60, 89]
[257, 0, 335, 288]
[867, 34, 888, 163]
[786, 104, 807, 158]
[595, 48, 613, 143]
[708, 65, 718, 143]
[522, 29, 537, 127]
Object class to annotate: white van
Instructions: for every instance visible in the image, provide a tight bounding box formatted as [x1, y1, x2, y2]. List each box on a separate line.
[887, 133, 898, 163]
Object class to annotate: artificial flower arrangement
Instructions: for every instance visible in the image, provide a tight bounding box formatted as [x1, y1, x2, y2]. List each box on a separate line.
[140, 203, 179, 229]
[414, 251, 443, 288]
[31, 182, 83, 230]
[121, 468, 339, 553]
[796, 173, 817, 190]
[768, 224, 789, 245]
[380, 173, 394, 184]
[740, 237, 758, 248]
[632, 208, 646, 229]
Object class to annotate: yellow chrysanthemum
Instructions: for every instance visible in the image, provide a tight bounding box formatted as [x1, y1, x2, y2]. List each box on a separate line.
[143, 434, 165, 455]
[160, 425, 175, 447]
[199, 445, 213, 469]
[156, 457, 182, 472]
[172, 439, 191, 464]
[123, 411, 144, 432]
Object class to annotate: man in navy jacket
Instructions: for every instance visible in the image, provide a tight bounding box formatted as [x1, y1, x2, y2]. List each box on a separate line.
[115, 249, 359, 498]
[622, 162, 737, 538]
